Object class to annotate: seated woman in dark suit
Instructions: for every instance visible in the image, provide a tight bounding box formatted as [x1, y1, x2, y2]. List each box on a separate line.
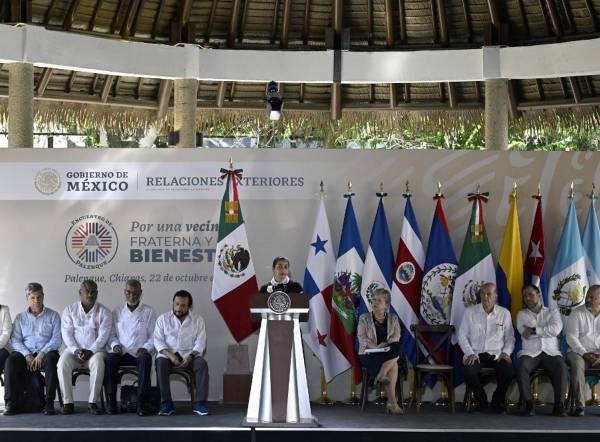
[357, 288, 403, 414]
[259, 256, 303, 294]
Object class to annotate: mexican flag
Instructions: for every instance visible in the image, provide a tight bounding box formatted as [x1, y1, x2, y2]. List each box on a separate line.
[449, 190, 495, 344]
[211, 165, 259, 342]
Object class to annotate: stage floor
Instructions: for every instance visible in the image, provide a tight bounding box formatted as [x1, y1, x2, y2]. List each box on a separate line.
[1, 401, 600, 432]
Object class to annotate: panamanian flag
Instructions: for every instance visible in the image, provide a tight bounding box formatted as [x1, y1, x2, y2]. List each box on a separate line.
[524, 193, 548, 305]
[583, 191, 600, 286]
[331, 192, 365, 384]
[211, 163, 259, 342]
[548, 196, 588, 323]
[391, 193, 424, 363]
[303, 197, 350, 382]
[359, 194, 395, 316]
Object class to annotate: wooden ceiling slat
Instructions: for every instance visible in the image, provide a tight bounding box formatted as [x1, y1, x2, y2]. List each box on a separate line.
[270, 0, 280, 44]
[100, 75, 115, 102]
[151, 0, 166, 39]
[36, 68, 53, 97]
[569, 77, 581, 104]
[205, 0, 219, 42]
[303, 0, 311, 45]
[228, 0, 242, 47]
[281, 0, 292, 47]
[583, 0, 598, 32]
[63, 0, 82, 31]
[89, 0, 102, 31]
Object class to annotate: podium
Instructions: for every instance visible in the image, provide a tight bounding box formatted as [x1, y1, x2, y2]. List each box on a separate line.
[243, 291, 318, 427]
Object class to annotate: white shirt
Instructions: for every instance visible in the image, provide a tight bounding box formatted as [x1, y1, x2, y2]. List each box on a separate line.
[61, 301, 112, 354]
[566, 305, 600, 356]
[516, 306, 562, 358]
[0, 305, 12, 349]
[109, 303, 157, 356]
[154, 311, 206, 359]
[458, 303, 515, 361]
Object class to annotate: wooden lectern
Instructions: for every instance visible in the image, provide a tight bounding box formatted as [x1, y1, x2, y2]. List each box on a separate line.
[243, 291, 318, 427]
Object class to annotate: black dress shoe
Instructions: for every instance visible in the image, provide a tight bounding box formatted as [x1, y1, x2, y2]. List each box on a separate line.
[574, 407, 585, 417]
[106, 401, 118, 415]
[552, 404, 567, 417]
[62, 403, 75, 415]
[137, 406, 150, 416]
[3, 402, 17, 416]
[88, 403, 102, 415]
[521, 400, 535, 417]
[43, 401, 55, 416]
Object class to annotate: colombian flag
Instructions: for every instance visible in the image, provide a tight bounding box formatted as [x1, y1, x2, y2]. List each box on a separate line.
[497, 189, 524, 322]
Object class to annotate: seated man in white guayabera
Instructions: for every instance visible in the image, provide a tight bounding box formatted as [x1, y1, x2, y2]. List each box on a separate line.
[154, 290, 208, 417]
[0, 303, 12, 374]
[104, 279, 156, 416]
[58, 280, 112, 415]
[566, 285, 600, 417]
[515, 284, 567, 417]
[458, 282, 515, 414]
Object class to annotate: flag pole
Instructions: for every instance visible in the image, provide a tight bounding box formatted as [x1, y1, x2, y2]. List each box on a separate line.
[341, 180, 362, 406]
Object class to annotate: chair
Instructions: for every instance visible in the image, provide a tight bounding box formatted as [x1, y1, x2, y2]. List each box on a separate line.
[359, 356, 407, 412]
[102, 365, 139, 410]
[411, 324, 455, 413]
[566, 366, 600, 414]
[463, 366, 513, 412]
[158, 367, 196, 403]
[72, 368, 106, 411]
[1, 367, 64, 408]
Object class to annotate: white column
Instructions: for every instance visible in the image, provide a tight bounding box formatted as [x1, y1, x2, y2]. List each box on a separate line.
[484, 79, 509, 151]
[174, 79, 198, 148]
[8, 63, 34, 148]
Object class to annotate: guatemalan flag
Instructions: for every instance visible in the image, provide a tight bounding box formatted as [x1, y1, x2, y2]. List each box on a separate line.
[303, 197, 351, 382]
[359, 193, 395, 316]
[331, 192, 365, 384]
[391, 192, 424, 364]
[524, 193, 548, 306]
[583, 191, 600, 286]
[548, 194, 588, 324]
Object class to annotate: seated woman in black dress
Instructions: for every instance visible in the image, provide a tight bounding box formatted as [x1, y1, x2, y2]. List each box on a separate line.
[259, 256, 303, 294]
[357, 288, 403, 414]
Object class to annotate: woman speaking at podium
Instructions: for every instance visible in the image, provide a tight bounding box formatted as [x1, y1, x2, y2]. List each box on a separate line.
[259, 257, 303, 295]
[357, 288, 403, 415]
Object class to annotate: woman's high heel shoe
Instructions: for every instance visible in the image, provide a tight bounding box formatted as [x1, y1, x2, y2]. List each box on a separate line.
[385, 401, 404, 415]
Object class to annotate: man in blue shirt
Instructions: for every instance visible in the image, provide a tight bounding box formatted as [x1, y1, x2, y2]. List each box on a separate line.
[3, 283, 62, 415]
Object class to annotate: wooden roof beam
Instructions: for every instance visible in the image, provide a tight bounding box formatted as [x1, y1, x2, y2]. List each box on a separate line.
[66, 71, 77, 93]
[111, 0, 129, 34]
[121, 0, 142, 39]
[331, 82, 342, 120]
[135, 77, 143, 99]
[569, 77, 581, 104]
[487, 0, 500, 28]
[507, 80, 520, 118]
[384, 0, 394, 47]
[544, 0, 563, 38]
[303, 0, 311, 45]
[461, 0, 472, 43]
[333, 0, 342, 33]
[398, 0, 406, 43]
[216, 81, 226, 108]
[299, 83, 305, 103]
[584, 0, 598, 32]
[178, 0, 193, 28]
[205, 0, 218, 42]
[227, 0, 242, 47]
[36, 68, 53, 97]
[515, 0, 529, 39]
[535, 79, 545, 100]
[100, 75, 115, 103]
[367, 0, 373, 45]
[239, 0, 249, 43]
[281, 0, 292, 48]
[436, 0, 448, 46]
[537, 0, 551, 36]
[151, 0, 166, 39]
[389, 84, 397, 108]
[90, 74, 99, 95]
[447, 82, 456, 108]
[45, 0, 57, 25]
[89, 0, 103, 32]
[63, 0, 82, 31]
[270, 0, 280, 44]
[430, 0, 438, 44]
[559, 0, 574, 34]
[157, 79, 172, 120]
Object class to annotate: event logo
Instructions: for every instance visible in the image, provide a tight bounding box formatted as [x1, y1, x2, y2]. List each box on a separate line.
[34, 168, 61, 195]
[217, 244, 250, 278]
[65, 215, 118, 269]
[420, 263, 457, 325]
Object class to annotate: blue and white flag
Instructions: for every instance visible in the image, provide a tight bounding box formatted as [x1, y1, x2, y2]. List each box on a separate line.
[303, 198, 350, 382]
[359, 196, 395, 316]
[583, 194, 600, 286]
[391, 195, 424, 363]
[548, 198, 589, 323]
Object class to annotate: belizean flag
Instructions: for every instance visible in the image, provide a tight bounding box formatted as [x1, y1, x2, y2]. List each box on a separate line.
[524, 193, 548, 305]
[391, 192, 424, 365]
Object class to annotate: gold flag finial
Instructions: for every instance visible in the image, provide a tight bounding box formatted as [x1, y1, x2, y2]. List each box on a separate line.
[569, 181, 574, 200]
[320, 180, 324, 195]
[537, 183, 541, 197]
[347, 181, 352, 194]
[229, 157, 233, 170]
[437, 181, 442, 194]
[511, 181, 518, 199]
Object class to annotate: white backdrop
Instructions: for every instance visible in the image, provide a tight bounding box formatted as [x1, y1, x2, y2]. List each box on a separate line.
[0, 148, 599, 403]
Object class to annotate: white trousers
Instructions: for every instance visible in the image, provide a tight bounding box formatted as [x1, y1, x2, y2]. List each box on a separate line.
[57, 352, 105, 404]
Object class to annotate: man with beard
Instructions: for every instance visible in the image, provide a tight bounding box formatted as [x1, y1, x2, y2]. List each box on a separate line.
[154, 290, 208, 416]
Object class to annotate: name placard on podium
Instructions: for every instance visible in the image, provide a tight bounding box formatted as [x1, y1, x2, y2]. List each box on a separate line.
[243, 292, 318, 427]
